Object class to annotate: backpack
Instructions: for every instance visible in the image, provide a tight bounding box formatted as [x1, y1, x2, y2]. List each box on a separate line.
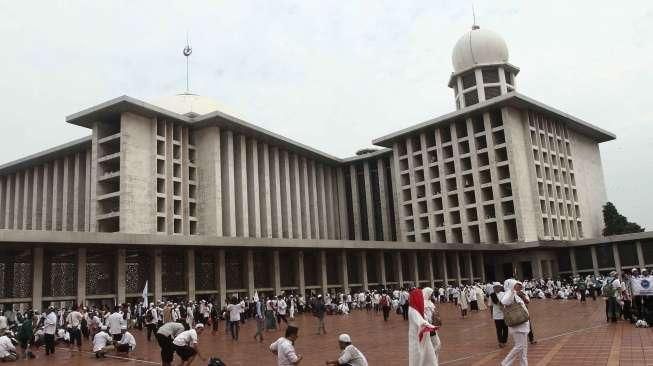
[145, 310, 154, 322]
[601, 280, 616, 298]
[380, 295, 389, 308]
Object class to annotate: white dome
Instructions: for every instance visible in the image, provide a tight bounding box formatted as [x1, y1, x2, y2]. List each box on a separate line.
[150, 93, 230, 117]
[452, 26, 509, 73]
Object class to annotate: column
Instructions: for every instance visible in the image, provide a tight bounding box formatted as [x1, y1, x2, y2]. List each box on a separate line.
[186, 249, 196, 301]
[377, 159, 391, 241]
[590, 246, 600, 276]
[612, 244, 622, 276]
[479, 254, 486, 282]
[441, 253, 449, 284]
[320, 250, 328, 295]
[455, 252, 462, 284]
[349, 165, 362, 240]
[394, 252, 403, 287]
[636, 241, 646, 268]
[411, 252, 419, 287]
[363, 162, 376, 240]
[217, 250, 227, 309]
[340, 250, 349, 293]
[153, 249, 163, 302]
[532, 254, 544, 280]
[273, 250, 281, 296]
[569, 248, 578, 276]
[76, 248, 87, 306]
[378, 251, 387, 288]
[297, 251, 306, 296]
[246, 250, 255, 297]
[32, 247, 43, 311]
[467, 252, 474, 282]
[360, 251, 369, 291]
[427, 252, 435, 289]
[116, 249, 126, 305]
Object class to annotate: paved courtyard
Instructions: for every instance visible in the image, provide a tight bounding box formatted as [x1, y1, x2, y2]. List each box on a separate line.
[16, 299, 653, 365]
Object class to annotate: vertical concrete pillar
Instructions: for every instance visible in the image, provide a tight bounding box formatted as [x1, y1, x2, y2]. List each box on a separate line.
[427, 252, 435, 289]
[636, 241, 645, 268]
[116, 249, 126, 305]
[360, 251, 369, 291]
[297, 251, 306, 296]
[270, 147, 283, 238]
[32, 247, 43, 311]
[569, 248, 578, 276]
[62, 158, 70, 231]
[377, 159, 391, 241]
[260, 143, 272, 238]
[363, 162, 376, 240]
[291, 154, 303, 239]
[153, 249, 163, 302]
[479, 254, 486, 282]
[336, 168, 349, 239]
[76, 248, 87, 306]
[73, 153, 81, 231]
[42, 164, 50, 230]
[349, 165, 362, 240]
[31, 166, 40, 230]
[340, 250, 349, 293]
[612, 244, 622, 276]
[186, 249, 196, 301]
[590, 246, 600, 276]
[467, 252, 474, 282]
[411, 252, 419, 287]
[273, 250, 281, 296]
[217, 249, 227, 309]
[246, 249, 255, 297]
[320, 250, 328, 295]
[532, 254, 544, 280]
[300, 158, 311, 239]
[441, 253, 449, 284]
[247, 139, 261, 238]
[378, 251, 387, 288]
[455, 252, 462, 285]
[395, 252, 404, 287]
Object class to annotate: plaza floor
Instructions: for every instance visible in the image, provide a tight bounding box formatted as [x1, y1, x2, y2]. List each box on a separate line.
[16, 299, 653, 365]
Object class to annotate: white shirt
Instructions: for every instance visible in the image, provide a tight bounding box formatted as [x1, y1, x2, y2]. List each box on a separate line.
[173, 329, 198, 347]
[338, 345, 368, 366]
[107, 312, 123, 335]
[277, 300, 287, 315]
[92, 331, 113, 352]
[0, 336, 15, 358]
[0, 316, 7, 330]
[226, 303, 244, 322]
[67, 311, 83, 327]
[491, 291, 505, 320]
[270, 337, 300, 366]
[119, 331, 136, 351]
[44, 312, 57, 335]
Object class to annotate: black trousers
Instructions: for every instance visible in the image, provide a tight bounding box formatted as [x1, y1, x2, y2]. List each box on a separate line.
[44, 334, 55, 355]
[401, 304, 409, 320]
[229, 321, 239, 340]
[69, 328, 82, 347]
[146, 323, 157, 341]
[494, 319, 508, 344]
[382, 306, 390, 321]
[156, 333, 174, 364]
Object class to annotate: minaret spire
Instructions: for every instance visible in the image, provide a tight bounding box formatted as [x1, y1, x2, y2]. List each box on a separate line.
[472, 3, 480, 29]
[183, 32, 193, 94]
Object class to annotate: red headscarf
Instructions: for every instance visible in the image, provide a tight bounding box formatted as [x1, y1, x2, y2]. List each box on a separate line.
[409, 288, 425, 317]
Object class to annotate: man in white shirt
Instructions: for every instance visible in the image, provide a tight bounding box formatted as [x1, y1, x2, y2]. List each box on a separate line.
[270, 325, 302, 365]
[277, 298, 288, 326]
[0, 333, 17, 362]
[106, 307, 124, 341]
[156, 321, 185, 366]
[66, 307, 83, 351]
[92, 326, 114, 358]
[226, 298, 244, 341]
[145, 304, 159, 341]
[173, 324, 205, 366]
[116, 326, 136, 354]
[43, 307, 57, 356]
[326, 333, 368, 366]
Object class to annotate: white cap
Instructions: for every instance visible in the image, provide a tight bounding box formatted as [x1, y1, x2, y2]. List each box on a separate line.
[195, 323, 204, 329]
[121, 325, 127, 330]
[100, 325, 107, 331]
[338, 334, 351, 343]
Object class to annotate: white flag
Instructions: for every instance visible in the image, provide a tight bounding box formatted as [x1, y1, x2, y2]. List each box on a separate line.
[142, 281, 149, 307]
[253, 291, 259, 302]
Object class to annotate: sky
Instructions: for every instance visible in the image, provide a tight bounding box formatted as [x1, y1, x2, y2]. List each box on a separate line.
[0, 0, 651, 229]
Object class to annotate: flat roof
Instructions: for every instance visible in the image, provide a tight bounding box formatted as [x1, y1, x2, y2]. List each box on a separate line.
[0, 136, 91, 175]
[372, 92, 616, 147]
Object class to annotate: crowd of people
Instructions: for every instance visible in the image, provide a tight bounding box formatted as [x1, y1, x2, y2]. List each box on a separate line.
[0, 269, 651, 365]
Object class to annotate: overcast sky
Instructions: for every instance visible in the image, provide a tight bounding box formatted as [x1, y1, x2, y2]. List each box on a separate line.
[0, 1, 651, 230]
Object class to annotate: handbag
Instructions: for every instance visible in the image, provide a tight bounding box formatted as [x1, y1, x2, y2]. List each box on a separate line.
[503, 297, 529, 327]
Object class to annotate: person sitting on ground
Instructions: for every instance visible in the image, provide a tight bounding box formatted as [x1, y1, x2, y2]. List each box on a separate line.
[0, 332, 17, 362]
[325, 333, 368, 366]
[173, 323, 206, 366]
[270, 325, 302, 365]
[92, 326, 114, 358]
[116, 325, 136, 355]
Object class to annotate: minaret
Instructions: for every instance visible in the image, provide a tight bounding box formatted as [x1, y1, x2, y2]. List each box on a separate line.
[448, 24, 519, 110]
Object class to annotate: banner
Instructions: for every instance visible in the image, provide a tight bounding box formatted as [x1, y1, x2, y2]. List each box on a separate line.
[631, 277, 653, 296]
[142, 280, 149, 307]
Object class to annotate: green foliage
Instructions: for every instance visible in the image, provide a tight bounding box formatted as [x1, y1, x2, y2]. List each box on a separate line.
[602, 202, 645, 236]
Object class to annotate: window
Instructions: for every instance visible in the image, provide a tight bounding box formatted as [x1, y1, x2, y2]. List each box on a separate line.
[485, 87, 501, 100]
[462, 71, 476, 89]
[464, 90, 479, 106]
[482, 68, 500, 83]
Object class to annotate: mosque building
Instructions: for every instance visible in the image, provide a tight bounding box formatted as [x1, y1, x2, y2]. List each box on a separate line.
[0, 24, 650, 310]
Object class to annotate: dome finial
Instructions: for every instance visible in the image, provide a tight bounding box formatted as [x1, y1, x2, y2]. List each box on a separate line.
[472, 4, 480, 30]
[183, 31, 193, 94]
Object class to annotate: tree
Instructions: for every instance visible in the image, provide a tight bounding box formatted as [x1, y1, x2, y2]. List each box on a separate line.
[602, 202, 645, 236]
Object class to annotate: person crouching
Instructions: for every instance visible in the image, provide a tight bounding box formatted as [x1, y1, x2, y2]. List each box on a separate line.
[115, 325, 136, 355]
[92, 326, 114, 358]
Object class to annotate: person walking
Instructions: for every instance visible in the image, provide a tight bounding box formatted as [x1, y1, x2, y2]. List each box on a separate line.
[315, 295, 327, 335]
[254, 298, 265, 343]
[490, 283, 508, 348]
[400, 289, 410, 321]
[226, 297, 244, 341]
[380, 291, 391, 321]
[500, 279, 529, 366]
[407, 289, 437, 366]
[270, 325, 302, 365]
[66, 306, 83, 351]
[43, 307, 57, 356]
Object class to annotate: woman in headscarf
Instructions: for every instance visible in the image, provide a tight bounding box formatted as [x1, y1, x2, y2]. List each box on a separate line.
[458, 286, 469, 318]
[422, 287, 441, 361]
[500, 279, 529, 366]
[408, 288, 437, 366]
